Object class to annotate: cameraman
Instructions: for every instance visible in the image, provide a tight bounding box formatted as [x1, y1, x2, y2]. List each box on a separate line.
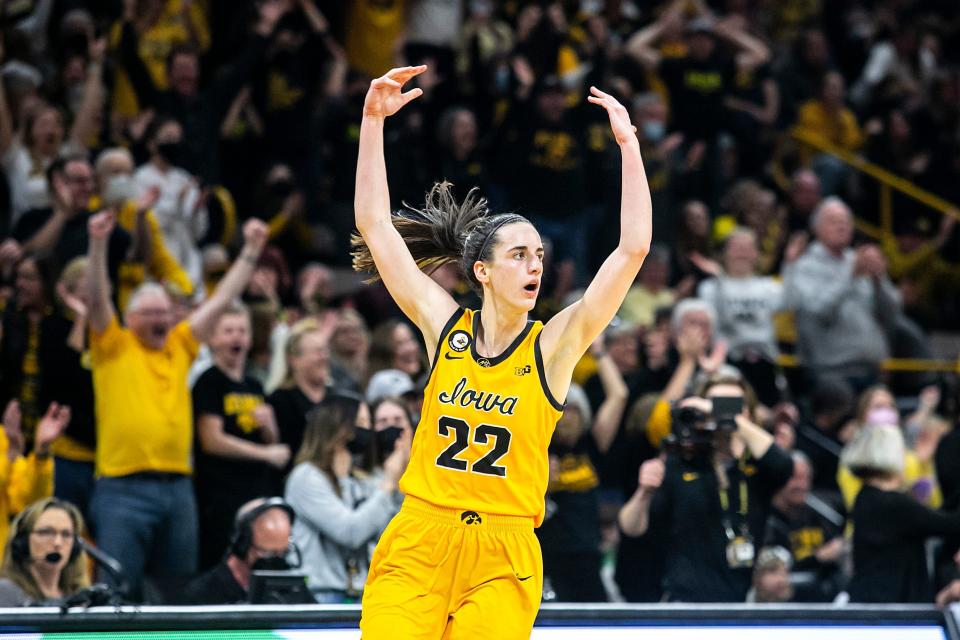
[618, 371, 793, 602]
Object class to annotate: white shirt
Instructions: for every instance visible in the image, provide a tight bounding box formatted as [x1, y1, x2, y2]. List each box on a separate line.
[134, 162, 208, 291]
[2, 143, 52, 223]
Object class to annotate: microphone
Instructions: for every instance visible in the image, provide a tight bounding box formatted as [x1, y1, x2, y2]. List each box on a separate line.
[77, 539, 129, 598]
[44, 552, 63, 563]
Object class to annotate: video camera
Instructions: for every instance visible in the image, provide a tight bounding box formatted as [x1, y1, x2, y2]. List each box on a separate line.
[663, 396, 743, 458]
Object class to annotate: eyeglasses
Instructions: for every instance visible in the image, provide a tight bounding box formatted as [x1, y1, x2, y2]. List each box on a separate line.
[131, 308, 173, 317]
[31, 528, 74, 541]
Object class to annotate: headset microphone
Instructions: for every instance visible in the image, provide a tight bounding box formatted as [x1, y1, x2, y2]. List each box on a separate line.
[44, 552, 62, 563]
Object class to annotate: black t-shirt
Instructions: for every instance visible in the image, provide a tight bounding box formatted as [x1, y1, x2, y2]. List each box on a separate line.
[765, 503, 845, 602]
[585, 365, 671, 494]
[12, 208, 131, 285]
[266, 385, 334, 461]
[179, 562, 247, 605]
[0, 310, 95, 451]
[192, 366, 278, 497]
[849, 485, 960, 603]
[646, 446, 794, 602]
[659, 55, 736, 142]
[38, 314, 96, 450]
[537, 432, 601, 555]
[497, 100, 592, 220]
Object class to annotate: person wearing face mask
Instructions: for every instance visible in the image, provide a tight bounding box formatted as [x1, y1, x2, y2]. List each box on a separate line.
[94, 147, 193, 311]
[0, 498, 89, 606]
[285, 395, 410, 604]
[133, 117, 208, 292]
[116, 0, 288, 181]
[356, 396, 416, 480]
[180, 497, 301, 605]
[192, 304, 290, 571]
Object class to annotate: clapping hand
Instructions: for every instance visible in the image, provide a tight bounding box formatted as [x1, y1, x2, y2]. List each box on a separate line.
[35, 403, 71, 457]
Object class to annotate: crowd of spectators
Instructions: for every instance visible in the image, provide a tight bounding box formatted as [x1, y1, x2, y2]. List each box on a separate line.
[0, 0, 959, 607]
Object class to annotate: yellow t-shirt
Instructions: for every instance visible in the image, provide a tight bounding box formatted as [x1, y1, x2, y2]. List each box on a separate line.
[345, 0, 406, 78]
[90, 317, 199, 477]
[0, 431, 54, 553]
[109, 0, 211, 117]
[837, 450, 942, 511]
[619, 286, 675, 328]
[793, 100, 864, 164]
[400, 308, 564, 527]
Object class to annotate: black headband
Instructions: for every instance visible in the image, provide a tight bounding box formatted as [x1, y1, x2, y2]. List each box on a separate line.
[471, 216, 520, 264]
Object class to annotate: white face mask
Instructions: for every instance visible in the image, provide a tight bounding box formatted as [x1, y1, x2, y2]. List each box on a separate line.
[103, 174, 138, 207]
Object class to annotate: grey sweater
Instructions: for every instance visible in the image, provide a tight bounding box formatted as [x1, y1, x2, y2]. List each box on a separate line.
[784, 242, 900, 371]
[285, 463, 400, 595]
[697, 275, 784, 361]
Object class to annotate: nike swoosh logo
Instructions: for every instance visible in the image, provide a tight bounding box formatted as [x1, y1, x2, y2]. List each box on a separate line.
[444, 353, 464, 360]
[517, 574, 533, 582]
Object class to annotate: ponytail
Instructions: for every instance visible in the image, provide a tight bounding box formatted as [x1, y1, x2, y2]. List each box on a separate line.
[351, 181, 530, 293]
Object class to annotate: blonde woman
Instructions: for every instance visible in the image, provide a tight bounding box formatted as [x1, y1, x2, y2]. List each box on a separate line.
[843, 424, 960, 602]
[267, 316, 339, 460]
[0, 498, 89, 605]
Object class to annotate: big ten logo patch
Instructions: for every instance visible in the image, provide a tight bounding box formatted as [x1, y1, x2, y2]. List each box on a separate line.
[223, 393, 263, 434]
[514, 365, 531, 377]
[448, 330, 471, 353]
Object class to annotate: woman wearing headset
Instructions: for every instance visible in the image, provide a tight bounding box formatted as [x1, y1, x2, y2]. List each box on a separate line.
[0, 498, 89, 606]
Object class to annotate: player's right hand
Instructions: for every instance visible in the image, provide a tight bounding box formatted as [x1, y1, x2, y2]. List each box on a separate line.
[363, 66, 426, 119]
[638, 458, 665, 493]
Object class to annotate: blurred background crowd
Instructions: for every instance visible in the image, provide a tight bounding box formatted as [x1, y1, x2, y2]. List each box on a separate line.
[0, 0, 959, 608]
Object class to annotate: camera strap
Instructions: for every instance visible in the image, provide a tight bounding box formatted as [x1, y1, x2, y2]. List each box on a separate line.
[719, 459, 754, 569]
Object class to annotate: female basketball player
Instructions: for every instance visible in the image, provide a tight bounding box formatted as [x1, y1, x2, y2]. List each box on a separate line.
[353, 65, 651, 639]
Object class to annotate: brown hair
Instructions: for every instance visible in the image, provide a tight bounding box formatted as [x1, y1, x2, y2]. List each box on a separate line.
[855, 384, 893, 425]
[1, 498, 90, 602]
[351, 181, 530, 293]
[697, 368, 760, 423]
[295, 395, 363, 496]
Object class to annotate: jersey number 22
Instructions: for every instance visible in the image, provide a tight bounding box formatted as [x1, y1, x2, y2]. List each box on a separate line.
[435, 416, 512, 477]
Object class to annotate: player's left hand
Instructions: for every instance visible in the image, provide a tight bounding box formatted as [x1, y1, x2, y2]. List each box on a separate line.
[588, 86, 636, 146]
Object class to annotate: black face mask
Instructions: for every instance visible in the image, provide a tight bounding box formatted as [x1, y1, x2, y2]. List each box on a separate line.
[156, 141, 182, 166]
[347, 426, 373, 455]
[251, 555, 291, 572]
[376, 427, 404, 455]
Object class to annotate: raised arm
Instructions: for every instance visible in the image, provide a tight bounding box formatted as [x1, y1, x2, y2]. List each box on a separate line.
[625, 0, 685, 69]
[188, 219, 267, 343]
[714, 17, 770, 69]
[87, 211, 118, 333]
[67, 38, 107, 150]
[540, 87, 651, 401]
[354, 66, 458, 350]
[589, 338, 629, 454]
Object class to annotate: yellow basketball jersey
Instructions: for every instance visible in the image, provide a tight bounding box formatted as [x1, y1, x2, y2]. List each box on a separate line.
[400, 308, 564, 527]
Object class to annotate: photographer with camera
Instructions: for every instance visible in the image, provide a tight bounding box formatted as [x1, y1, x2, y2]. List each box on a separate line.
[618, 370, 793, 602]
